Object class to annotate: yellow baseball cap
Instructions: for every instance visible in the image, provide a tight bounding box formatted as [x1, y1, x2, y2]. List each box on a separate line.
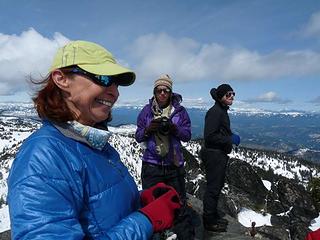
[50, 40, 135, 86]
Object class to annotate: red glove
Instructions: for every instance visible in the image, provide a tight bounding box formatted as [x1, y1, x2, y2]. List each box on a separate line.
[139, 188, 181, 232]
[305, 228, 320, 240]
[141, 182, 176, 206]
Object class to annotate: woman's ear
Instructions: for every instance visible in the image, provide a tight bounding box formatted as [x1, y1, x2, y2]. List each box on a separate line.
[51, 69, 70, 90]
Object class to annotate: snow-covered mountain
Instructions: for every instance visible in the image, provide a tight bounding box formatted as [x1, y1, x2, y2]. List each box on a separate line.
[0, 103, 320, 239]
[0, 115, 41, 233]
[1, 101, 319, 117]
[111, 105, 320, 162]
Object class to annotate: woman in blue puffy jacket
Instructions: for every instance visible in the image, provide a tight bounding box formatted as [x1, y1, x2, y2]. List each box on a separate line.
[8, 41, 181, 240]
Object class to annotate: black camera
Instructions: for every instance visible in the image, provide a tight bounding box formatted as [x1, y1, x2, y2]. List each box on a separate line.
[158, 117, 170, 135]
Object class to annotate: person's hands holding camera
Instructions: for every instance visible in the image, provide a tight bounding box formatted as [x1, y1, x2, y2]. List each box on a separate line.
[144, 119, 161, 137]
[169, 122, 178, 136]
[158, 117, 177, 136]
[231, 133, 240, 146]
[139, 185, 181, 232]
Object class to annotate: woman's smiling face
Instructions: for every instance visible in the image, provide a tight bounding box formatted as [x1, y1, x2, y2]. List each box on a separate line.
[59, 72, 119, 126]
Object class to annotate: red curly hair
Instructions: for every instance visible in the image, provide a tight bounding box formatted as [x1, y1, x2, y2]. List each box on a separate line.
[32, 70, 75, 123]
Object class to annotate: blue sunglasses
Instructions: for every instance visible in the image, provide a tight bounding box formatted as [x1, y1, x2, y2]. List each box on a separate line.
[68, 66, 115, 87]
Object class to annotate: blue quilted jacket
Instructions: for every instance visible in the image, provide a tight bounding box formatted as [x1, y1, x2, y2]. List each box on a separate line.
[8, 122, 153, 239]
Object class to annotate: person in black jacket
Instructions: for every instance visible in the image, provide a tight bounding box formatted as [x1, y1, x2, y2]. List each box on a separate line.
[201, 84, 240, 232]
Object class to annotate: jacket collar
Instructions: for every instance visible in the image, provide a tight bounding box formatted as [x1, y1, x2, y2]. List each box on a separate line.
[216, 100, 230, 110]
[54, 121, 113, 150]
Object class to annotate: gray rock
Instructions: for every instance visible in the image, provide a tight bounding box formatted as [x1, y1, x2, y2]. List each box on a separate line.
[0, 230, 11, 240]
[183, 150, 317, 239]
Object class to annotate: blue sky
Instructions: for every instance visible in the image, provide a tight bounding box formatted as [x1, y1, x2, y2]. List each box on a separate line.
[0, 0, 320, 112]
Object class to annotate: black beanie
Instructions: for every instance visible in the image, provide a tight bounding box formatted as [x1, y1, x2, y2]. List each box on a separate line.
[215, 84, 233, 99]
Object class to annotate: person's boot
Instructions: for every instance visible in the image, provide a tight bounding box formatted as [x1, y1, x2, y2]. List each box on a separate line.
[215, 212, 228, 225]
[203, 221, 227, 232]
[217, 217, 228, 225]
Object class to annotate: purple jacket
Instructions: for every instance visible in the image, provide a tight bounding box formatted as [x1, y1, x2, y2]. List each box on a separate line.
[135, 93, 191, 166]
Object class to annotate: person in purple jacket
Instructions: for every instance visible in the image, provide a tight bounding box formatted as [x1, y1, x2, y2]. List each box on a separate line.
[135, 74, 194, 239]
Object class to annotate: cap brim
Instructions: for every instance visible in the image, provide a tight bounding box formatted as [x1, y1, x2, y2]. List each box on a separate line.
[79, 62, 135, 86]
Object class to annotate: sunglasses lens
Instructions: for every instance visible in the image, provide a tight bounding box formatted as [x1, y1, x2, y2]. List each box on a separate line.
[70, 67, 113, 87]
[156, 88, 170, 94]
[96, 75, 113, 87]
[226, 92, 235, 98]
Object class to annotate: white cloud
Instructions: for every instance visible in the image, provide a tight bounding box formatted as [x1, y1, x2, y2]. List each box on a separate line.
[180, 97, 209, 108]
[310, 96, 320, 105]
[0, 28, 69, 95]
[245, 91, 291, 104]
[129, 33, 320, 83]
[257, 92, 279, 102]
[2, 29, 320, 100]
[300, 11, 320, 38]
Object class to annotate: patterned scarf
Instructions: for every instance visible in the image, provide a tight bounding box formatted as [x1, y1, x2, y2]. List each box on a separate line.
[67, 121, 113, 150]
[151, 98, 172, 158]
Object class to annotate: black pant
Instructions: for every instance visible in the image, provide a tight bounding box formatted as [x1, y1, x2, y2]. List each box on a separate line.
[141, 162, 194, 239]
[201, 148, 229, 224]
[141, 162, 186, 200]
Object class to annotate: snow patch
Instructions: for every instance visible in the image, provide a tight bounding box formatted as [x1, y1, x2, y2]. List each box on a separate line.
[238, 208, 272, 227]
[262, 180, 272, 191]
[309, 214, 320, 231]
[0, 205, 10, 232]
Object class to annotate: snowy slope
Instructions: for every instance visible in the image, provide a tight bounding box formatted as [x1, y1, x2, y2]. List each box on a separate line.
[0, 120, 319, 234]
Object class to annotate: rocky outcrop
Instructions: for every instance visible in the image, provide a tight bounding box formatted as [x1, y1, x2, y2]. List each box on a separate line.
[2, 146, 317, 239]
[184, 151, 318, 239]
[266, 177, 318, 240]
[0, 230, 10, 240]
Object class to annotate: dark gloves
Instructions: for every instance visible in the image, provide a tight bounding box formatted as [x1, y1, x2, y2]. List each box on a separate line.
[231, 134, 240, 146]
[144, 119, 161, 136]
[140, 187, 181, 232]
[141, 182, 176, 207]
[169, 123, 178, 135]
